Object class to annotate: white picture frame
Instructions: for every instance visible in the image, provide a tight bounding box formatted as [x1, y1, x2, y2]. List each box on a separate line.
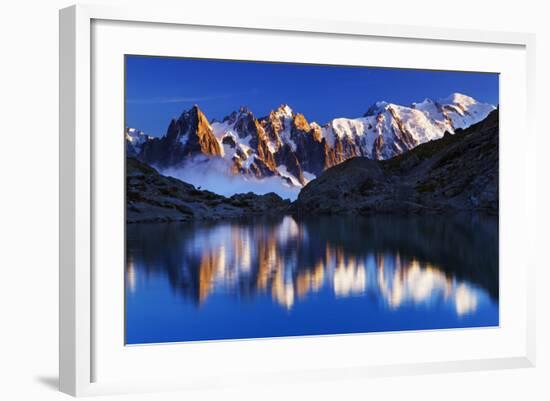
[59, 3, 536, 397]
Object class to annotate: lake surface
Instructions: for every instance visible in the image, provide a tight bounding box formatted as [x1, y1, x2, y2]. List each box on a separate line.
[125, 214, 498, 344]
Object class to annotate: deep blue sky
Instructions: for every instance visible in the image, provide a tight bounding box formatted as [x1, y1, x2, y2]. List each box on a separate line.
[126, 55, 499, 137]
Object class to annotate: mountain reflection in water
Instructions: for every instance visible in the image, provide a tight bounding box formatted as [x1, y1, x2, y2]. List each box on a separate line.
[126, 214, 498, 344]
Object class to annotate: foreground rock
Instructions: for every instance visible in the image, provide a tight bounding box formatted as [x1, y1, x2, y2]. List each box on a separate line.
[292, 109, 499, 215]
[127, 157, 290, 223]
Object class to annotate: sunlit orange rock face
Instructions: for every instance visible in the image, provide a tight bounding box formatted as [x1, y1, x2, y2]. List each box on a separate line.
[197, 247, 226, 304]
[293, 113, 310, 132]
[256, 235, 280, 291]
[187, 106, 222, 156]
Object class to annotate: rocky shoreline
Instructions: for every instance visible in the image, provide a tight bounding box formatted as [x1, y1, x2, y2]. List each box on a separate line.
[127, 157, 291, 223]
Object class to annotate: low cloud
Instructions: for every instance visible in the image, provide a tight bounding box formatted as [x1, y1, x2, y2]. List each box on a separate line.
[161, 158, 300, 201]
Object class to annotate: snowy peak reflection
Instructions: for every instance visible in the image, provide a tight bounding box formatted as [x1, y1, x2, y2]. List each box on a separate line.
[126, 214, 497, 314]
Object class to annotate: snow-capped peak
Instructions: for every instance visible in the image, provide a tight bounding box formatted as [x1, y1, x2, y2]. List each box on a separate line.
[126, 127, 152, 143]
[126, 127, 154, 156]
[364, 101, 390, 116]
[412, 98, 434, 108]
[440, 92, 477, 106]
[310, 121, 321, 130]
[275, 104, 294, 118]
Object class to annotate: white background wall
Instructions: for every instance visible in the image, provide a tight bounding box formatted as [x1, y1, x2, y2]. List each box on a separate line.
[0, 0, 548, 399]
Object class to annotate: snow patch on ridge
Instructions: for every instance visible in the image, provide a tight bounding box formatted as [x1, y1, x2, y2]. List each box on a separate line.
[277, 165, 302, 187]
[126, 128, 153, 155]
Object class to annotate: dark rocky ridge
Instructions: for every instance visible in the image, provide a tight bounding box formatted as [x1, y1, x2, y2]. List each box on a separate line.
[127, 157, 290, 223]
[292, 109, 499, 215]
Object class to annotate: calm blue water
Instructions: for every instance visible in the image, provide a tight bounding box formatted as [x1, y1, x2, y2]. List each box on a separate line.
[125, 214, 498, 344]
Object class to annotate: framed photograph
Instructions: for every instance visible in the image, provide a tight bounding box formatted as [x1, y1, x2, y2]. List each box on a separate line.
[59, 4, 536, 396]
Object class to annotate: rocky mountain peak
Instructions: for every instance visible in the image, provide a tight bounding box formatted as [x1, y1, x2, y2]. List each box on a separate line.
[222, 106, 254, 125]
[178, 104, 199, 120]
[126, 128, 153, 157]
[189, 111, 222, 157]
[175, 104, 221, 156]
[233, 108, 261, 139]
[222, 110, 238, 124]
[138, 104, 221, 167]
[238, 106, 252, 114]
[275, 104, 294, 118]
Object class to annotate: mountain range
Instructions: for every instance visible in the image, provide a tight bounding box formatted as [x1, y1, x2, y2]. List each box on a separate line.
[126, 108, 498, 223]
[126, 93, 495, 197]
